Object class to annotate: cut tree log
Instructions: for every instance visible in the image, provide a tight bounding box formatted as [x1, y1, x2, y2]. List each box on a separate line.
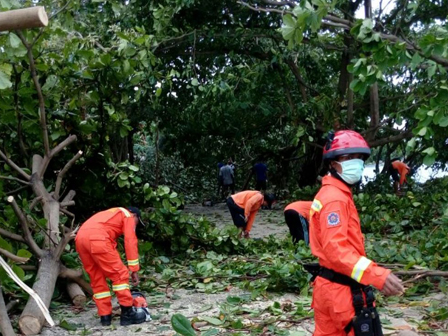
[66, 281, 86, 307]
[0, 282, 15, 336]
[18, 252, 59, 335]
[0, 6, 48, 32]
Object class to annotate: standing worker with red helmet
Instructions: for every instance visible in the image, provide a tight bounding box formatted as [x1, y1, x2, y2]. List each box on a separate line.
[75, 207, 148, 327]
[308, 130, 404, 336]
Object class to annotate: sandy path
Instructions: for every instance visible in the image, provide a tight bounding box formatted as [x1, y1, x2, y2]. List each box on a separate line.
[37, 203, 441, 335]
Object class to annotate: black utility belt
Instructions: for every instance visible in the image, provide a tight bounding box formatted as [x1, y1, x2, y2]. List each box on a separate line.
[303, 263, 384, 336]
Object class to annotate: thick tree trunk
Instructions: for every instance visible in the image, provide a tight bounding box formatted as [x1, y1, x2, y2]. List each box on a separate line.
[0, 282, 15, 336]
[19, 252, 60, 335]
[66, 282, 86, 307]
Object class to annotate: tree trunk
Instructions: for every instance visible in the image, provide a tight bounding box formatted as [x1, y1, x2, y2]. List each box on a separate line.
[0, 281, 15, 336]
[19, 252, 60, 335]
[66, 282, 86, 307]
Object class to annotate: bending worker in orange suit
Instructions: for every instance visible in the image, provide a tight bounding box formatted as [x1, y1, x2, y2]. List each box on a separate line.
[390, 159, 410, 194]
[284, 201, 312, 245]
[226, 190, 274, 238]
[309, 130, 404, 336]
[75, 207, 148, 327]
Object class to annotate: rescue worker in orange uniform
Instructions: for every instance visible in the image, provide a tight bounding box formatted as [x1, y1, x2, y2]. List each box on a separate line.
[226, 190, 274, 238]
[284, 201, 312, 245]
[390, 159, 410, 194]
[309, 131, 404, 336]
[75, 207, 148, 327]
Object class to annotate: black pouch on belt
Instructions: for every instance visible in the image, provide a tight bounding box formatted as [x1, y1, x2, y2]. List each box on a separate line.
[364, 286, 383, 336]
[352, 307, 375, 336]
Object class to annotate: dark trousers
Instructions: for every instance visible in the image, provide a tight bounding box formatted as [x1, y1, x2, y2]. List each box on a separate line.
[226, 197, 246, 228]
[284, 210, 309, 245]
[222, 183, 235, 196]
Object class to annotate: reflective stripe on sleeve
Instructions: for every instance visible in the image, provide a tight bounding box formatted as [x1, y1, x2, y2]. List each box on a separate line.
[311, 199, 323, 213]
[351, 256, 372, 282]
[93, 291, 112, 300]
[127, 259, 139, 266]
[112, 283, 130, 292]
[118, 207, 132, 217]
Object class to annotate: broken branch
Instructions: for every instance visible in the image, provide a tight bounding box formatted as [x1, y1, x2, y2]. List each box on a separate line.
[7, 196, 42, 257]
[54, 150, 83, 200]
[0, 150, 31, 181]
[0, 248, 29, 264]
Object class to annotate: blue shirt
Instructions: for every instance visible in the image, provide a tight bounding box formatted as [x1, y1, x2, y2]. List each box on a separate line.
[253, 163, 267, 181]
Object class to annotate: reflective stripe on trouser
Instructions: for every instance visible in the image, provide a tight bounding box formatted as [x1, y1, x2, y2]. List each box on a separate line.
[75, 235, 133, 316]
[312, 277, 355, 336]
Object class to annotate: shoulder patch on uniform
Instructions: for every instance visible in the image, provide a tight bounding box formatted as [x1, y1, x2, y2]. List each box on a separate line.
[326, 211, 340, 227]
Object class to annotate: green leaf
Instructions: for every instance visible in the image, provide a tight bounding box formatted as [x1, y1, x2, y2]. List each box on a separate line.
[202, 328, 219, 336]
[129, 165, 139, 172]
[17, 249, 32, 259]
[200, 316, 224, 326]
[12, 264, 25, 280]
[9, 33, 21, 48]
[59, 320, 78, 331]
[42, 75, 58, 92]
[156, 87, 162, 97]
[422, 147, 435, 156]
[439, 116, 448, 127]
[0, 70, 12, 90]
[417, 127, 427, 136]
[191, 78, 199, 86]
[423, 153, 436, 166]
[171, 314, 196, 336]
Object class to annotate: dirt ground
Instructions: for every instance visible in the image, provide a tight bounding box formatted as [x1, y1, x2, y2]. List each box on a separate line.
[37, 203, 444, 336]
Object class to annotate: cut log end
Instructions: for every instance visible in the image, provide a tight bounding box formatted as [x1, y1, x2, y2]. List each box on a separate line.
[19, 315, 42, 335]
[7, 196, 14, 203]
[72, 295, 86, 307]
[37, 7, 49, 27]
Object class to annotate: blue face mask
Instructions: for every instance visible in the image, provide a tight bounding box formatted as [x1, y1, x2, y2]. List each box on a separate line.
[336, 159, 365, 185]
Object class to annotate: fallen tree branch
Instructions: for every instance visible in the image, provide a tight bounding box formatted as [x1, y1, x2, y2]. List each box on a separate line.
[0, 228, 25, 243]
[0, 175, 30, 185]
[54, 150, 83, 200]
[0, 149, 31, 181]
[29, 196, 43, 210]
[59, 267, 93, 296]
[54, 229, 77, 260]
[7, 196, 42, 257]
[6, 299, 20, 313]
[0, 248, 29, 264]
[0, 282, 15, 336]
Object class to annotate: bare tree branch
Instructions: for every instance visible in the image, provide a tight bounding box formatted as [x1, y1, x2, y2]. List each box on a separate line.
[60, 208, 75, 218]
[6, 185, 29, 196]
[16, 31, 50, 156]
[0, 248, 29, 264]
[0, 150, 31, 181]
[60, 201, 75, 208]
[369, 130, 413, 147]
[0, 176, 30, 185]
[54, 150, 83, 200]
[39, 135, 78, 178]
[54, 229, 77, 260]
[7, 196, 42, 257]
[0, 228, 25, 243]
[29, 196, 43, 211]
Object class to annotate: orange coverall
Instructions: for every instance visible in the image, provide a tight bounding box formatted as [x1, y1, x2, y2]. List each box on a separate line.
[309, 176, 390, 336]
[231, 191, 264, 232]
[392, 161, 410, 186]
[75, 208, 140, 316]
[284, 201, 312, 220]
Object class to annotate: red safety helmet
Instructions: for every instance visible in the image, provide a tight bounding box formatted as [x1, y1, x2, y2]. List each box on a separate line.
[323, 130, 371, 160]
